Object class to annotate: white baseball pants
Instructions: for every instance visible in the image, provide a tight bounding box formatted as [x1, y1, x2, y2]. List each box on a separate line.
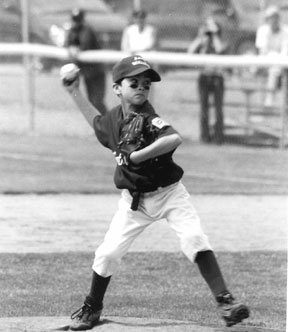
[92, 181, 212, 277]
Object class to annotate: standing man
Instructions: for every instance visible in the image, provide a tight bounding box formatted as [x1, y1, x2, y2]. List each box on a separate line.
[65, 8, 107, 114]
[188, 17, 227, 144]
[255, 6, 288, 110]
[121, 9, 157, 54]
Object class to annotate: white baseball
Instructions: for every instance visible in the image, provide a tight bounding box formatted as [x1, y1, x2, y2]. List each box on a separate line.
[60, 63, 80, 85]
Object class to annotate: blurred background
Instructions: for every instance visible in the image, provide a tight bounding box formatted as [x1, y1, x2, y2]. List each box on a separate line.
[0, 0, 287, 147]
[2, 0, 288, 54]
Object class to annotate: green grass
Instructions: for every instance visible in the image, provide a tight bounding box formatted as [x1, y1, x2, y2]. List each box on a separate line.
[0, 251, 286, 329]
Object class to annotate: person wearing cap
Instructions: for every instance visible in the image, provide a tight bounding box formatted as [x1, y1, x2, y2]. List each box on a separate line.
[121, 9, 157, 54]
[188, 16, 228, 144]
[255, 5, 288, 110]
[62, 55, 249, 330]
[65, 8, 107, 114]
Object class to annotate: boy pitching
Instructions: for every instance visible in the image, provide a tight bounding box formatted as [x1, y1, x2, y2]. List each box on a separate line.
[61, 55, 249, 330]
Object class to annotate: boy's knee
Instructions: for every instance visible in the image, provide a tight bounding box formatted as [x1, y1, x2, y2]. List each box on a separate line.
[93, 253, 120, 277]
[181, 233, 212, 262]
[92, 245, 123, 277]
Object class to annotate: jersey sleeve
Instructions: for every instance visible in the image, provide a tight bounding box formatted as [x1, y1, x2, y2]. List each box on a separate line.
[148, 114, 179, 139]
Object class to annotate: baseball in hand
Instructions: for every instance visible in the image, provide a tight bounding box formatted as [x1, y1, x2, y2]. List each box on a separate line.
[60, 63, 80, 86]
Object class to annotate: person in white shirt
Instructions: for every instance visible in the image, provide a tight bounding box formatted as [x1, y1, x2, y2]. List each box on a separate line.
[255, 6, 288, 109]
[121, 9, 157, 54]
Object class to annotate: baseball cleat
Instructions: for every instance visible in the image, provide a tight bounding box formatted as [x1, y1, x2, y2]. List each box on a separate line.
[217, 292, 250, 327]
[70, 299, 102, 331]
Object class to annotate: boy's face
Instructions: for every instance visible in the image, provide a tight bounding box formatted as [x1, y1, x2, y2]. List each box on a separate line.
[113, 73, 152, 106]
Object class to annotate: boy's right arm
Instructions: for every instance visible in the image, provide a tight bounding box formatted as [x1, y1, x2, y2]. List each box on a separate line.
[63, 76, 99, 128]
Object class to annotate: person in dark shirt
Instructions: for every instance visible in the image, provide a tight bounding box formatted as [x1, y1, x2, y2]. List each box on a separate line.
[65, 8, 107, 114]
[61, 55, 249, 331]
[188, 17, 228, 144]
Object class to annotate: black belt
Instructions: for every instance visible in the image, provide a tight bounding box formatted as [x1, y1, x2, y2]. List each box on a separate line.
[129, 181, 178, 211]
[129, 191, 142, 211]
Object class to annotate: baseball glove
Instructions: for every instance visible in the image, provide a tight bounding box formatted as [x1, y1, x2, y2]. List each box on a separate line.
[118, 112, 147, 169]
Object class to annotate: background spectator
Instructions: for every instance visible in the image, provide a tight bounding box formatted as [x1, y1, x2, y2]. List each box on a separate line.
[65, 8, 107, 114]
[255, 5, 288, 110]
[121, 9, 157, 54]
[188, 17, 228, 144]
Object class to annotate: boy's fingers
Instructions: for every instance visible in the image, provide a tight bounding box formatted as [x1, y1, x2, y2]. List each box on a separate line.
[60, 63, 80, 87]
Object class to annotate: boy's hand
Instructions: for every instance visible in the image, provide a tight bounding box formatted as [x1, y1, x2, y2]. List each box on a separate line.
[60, 63, 80, 92]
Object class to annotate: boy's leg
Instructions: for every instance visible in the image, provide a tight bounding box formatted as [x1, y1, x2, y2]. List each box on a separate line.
[165, 182, 249, 326]
[88, 271, 111, 309]
[195, 250, 227, 297]
[70, 190, 153, 330]
[70, 272, 110, 331]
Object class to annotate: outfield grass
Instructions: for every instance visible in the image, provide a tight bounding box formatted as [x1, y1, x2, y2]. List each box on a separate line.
[1, 251, 286, 330]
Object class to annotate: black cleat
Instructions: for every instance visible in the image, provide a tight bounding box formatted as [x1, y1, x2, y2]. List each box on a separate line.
[70, 297, 102, 331]
[217, 292, 250, 327]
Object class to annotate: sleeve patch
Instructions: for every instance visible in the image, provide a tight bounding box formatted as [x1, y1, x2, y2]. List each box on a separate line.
[152, 117, 170, 129]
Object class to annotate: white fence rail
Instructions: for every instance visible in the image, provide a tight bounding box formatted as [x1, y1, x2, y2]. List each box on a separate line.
[0, 43, 287, 148]
[2, 43, 288, 67]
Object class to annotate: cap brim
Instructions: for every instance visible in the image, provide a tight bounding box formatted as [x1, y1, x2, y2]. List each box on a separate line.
[124, 67, 161, 82]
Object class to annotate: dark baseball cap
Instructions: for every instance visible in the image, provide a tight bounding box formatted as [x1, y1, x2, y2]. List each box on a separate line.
[112, 55, 161, 83]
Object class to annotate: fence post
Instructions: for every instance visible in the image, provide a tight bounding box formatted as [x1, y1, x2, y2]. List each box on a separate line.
[280, 69, 288, 149]
[21, 0, 35, 131]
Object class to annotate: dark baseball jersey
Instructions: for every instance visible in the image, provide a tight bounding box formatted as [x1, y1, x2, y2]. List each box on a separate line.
[93, 101, 183, 193]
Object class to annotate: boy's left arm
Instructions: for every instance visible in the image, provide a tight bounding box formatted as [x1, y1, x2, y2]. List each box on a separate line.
[130, 133, 182, 165]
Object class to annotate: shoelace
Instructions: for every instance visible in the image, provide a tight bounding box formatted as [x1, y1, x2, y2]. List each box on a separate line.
[71, 303, 92, 320]
[222, 294, 234, 304]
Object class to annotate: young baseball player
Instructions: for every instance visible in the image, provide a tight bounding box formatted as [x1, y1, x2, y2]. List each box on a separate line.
[61, 55, 249, 330]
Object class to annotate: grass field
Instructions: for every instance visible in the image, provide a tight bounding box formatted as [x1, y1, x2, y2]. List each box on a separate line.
[0, 63, 287, 330]
[1, 252, 286, 330]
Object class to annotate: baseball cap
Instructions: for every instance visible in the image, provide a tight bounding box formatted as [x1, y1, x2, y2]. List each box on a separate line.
[112, 55, 161, 83]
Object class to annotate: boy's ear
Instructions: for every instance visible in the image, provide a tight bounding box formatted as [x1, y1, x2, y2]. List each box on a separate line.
[113, 82, 121, 96]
